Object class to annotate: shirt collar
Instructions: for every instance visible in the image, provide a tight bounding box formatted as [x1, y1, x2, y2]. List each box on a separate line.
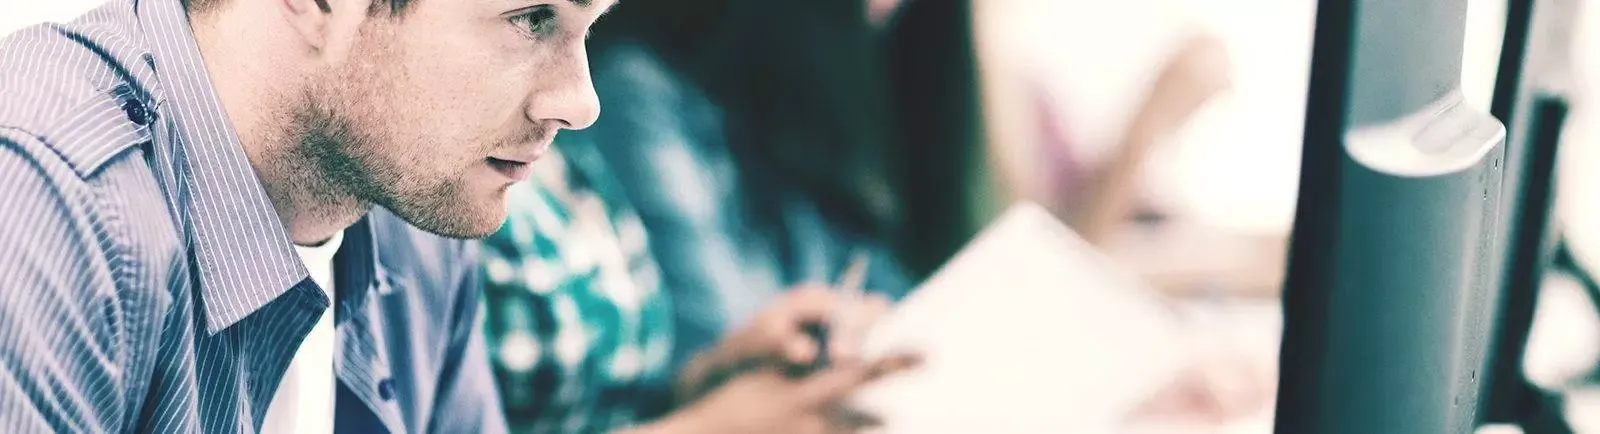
[335, 216, 381, 327]
[138, 0, 311, 335]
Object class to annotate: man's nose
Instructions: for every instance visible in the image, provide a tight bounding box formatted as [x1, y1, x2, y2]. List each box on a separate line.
[526, 49, 600, 131]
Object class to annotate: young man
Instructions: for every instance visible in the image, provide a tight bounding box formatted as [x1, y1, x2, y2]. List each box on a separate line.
[0, 0, 912, 432]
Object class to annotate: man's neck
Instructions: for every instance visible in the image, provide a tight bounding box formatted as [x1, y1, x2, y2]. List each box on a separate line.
[191, 10, 367, 245]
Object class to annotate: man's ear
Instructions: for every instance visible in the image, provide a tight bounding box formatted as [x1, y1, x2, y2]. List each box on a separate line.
[281, 0, 370, 62]
[281, 0, 332, 48]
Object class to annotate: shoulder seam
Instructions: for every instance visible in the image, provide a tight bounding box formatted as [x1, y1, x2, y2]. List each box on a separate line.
[89, 173, 133, 371]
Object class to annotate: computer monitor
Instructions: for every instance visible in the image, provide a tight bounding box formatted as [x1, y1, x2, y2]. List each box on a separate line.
[1273, 0, 1511, 432]
[1479, 0, 1578, 431]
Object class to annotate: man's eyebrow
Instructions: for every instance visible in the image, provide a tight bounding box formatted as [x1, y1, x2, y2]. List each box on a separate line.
[569, 0, 620, 15]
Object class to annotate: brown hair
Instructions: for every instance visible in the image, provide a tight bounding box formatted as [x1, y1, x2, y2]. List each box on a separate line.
[183, 0, 413, 16]
[592, 0, 902, 237]
[696, 0, 903, 237]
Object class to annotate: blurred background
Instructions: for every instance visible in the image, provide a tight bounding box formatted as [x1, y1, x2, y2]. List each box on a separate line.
[4, 0, 1597, 431]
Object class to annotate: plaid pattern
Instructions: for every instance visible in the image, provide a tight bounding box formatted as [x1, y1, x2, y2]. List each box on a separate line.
[480, 145, 676, 434]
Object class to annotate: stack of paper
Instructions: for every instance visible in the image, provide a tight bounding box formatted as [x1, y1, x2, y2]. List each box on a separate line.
[852, 202, 1193, 433]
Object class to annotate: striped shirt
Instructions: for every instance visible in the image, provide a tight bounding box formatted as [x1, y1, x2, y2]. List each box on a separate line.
[0, 0, 507, 433]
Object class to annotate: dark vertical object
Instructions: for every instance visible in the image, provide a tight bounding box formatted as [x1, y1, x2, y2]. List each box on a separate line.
[1489, 0, 1537, 124]
[1553, 242, 1600, 320]
[1550, 242, 1600, 348]
[1477, 0, 1538, 425]
[1481, 97, 1571, 433]
[1479, 0, 1581, 431]
[1478, 0, 1583, 430]
[1275, 0, 1510, 432]
[883, 0, 983, 278]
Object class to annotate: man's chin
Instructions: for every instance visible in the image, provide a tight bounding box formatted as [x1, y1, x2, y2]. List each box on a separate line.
[383, 195, 509, 240]
[432, 217, 506, 240]
[424, 209, 508, 240]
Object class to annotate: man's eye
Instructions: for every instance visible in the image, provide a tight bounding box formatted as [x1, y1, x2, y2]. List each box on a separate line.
[508, 7, 557, 37]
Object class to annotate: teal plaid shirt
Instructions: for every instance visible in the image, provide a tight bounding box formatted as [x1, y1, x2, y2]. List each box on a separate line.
[480, 144, 677, 433]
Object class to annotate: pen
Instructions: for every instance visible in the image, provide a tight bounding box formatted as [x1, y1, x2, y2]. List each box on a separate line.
[801, 251, 871, 373]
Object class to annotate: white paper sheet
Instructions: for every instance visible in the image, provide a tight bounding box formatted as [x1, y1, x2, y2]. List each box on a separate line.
[852, 202, 1192, 433]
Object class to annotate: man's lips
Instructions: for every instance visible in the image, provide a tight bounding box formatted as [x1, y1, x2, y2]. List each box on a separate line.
[490, 139, 553, 164]
[486, 140, 552, 182]
[487, 157, 535, 181]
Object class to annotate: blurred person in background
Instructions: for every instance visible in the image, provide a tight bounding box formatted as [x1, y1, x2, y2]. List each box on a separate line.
[478, 143, 914, 433]
[479, 0, 922, 432]
[1041, 34, 1233, 246]
[974, 0, 1234, 247]
[569, 0, 915, 368]
[983, 4, 1273, 424]
[481, 0, 1273, 432]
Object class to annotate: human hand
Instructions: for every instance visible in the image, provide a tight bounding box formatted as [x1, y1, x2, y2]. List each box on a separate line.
[677, 285, 892, 401]
[652, 355, 923, 434]
[1141, 33, 1233, 133]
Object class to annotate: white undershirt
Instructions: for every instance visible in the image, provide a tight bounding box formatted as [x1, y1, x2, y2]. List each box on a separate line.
[261, 231, 343, 434]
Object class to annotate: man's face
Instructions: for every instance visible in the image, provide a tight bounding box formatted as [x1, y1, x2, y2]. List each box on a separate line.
[299, 0, 610, 238]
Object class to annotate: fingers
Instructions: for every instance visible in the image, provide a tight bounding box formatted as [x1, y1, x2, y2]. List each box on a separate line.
[784, 334, 819, 366]
[756, 285, 893, 367]
[793, 417, 832, 434]
[828, 294, 890, 364]
[826, 403, 884, 431]
[761, 285, 837, 365]
[796, 352, 924, 406]
[778, 284, 839, 324]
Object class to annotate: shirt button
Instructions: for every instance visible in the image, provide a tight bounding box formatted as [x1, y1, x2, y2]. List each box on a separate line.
[122, 98, 150, 126]
[377, 378, 394, 400]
